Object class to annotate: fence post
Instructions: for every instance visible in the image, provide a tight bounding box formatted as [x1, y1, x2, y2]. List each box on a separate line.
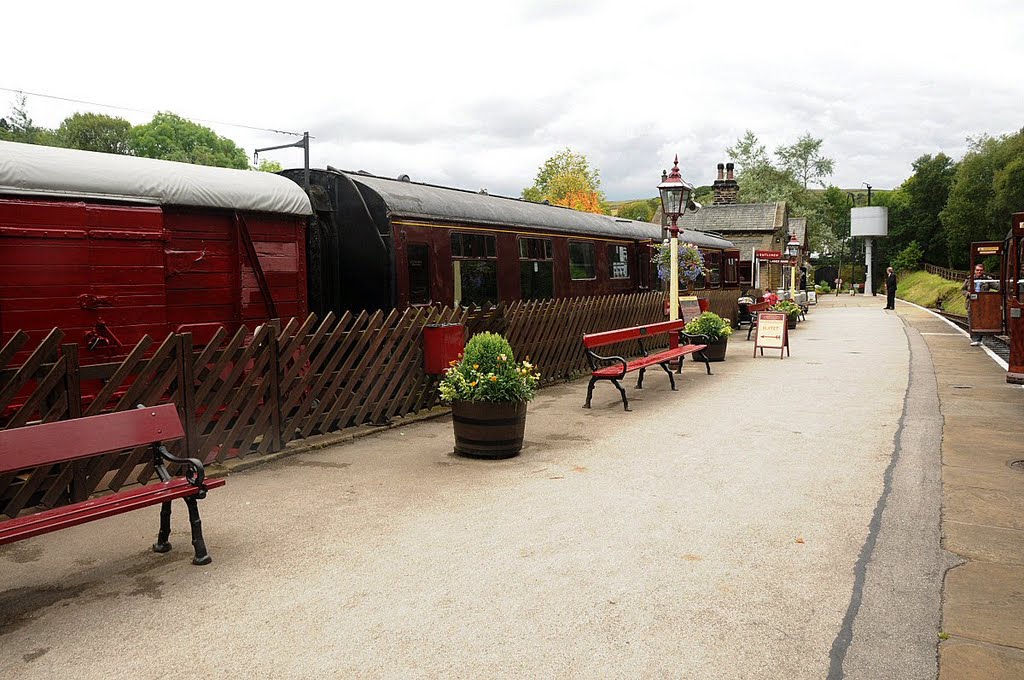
[177, 333, 199, 459]
[267, 323, 284, 452]
[61, 343, 87, 502]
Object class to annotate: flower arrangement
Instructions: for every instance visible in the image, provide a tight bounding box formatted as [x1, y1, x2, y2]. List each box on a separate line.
[771, 300, 801, 320]
[652, 241, 706, 284]
[438, 332, 540, 404]
[683, 311, 734, 341]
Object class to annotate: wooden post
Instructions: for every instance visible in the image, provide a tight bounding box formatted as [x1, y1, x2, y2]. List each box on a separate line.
[177, 333, 199, 459]
[61, 343, 88, 503]
[267, 323, 284, 452]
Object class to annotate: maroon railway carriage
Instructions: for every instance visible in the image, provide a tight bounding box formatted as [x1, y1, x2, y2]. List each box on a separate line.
[281, 167, 735, 317]
[0, 141, 312, 362]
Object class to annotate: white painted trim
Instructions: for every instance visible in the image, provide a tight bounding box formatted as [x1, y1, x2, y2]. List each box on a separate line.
[896, 299, 1011, 371]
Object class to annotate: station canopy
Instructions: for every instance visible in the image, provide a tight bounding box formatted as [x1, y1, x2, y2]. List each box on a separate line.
[0, 141, 312, 216]
[342, 171, 734, 249]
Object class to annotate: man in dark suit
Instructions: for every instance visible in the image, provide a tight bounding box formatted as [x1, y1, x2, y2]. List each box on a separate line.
[884, 266, 897, 309]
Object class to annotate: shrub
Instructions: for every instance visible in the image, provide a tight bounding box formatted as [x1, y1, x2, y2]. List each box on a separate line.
[892, 241, 924, 273]
[438, 332, 540, 404]
[815, 281, 832, 294]
[684, 311, 733, 340]
[771, 300, 801, 320]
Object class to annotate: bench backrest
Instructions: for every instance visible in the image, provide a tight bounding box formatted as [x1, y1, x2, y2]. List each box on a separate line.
[748, 301, 771, 313]
[583, 320, 685, 349]
[0, 404, 184, 474]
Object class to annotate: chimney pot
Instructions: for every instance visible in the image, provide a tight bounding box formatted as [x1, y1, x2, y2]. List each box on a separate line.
[717, 163, 725, 181]
[726, 162, 735, 180]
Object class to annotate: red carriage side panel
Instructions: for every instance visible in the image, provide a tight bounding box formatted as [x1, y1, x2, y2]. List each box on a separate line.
[237, 213, 307, 323]
[0, 198, 167, 359]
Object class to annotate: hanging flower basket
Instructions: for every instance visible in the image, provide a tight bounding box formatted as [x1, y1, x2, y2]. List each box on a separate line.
[652, 241, 706, 286]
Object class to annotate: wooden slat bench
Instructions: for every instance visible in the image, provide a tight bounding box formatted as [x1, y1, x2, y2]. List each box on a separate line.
[746, 301, 771, 340]
[582, 320, 711, 411]
[0, 404, 224, 565]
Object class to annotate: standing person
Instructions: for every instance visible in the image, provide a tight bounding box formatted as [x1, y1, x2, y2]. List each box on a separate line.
[834, 276, 843, 297]
[962, 263, 990, 346]
[799, 268, 808, 292]
[884, 267, 897, 309]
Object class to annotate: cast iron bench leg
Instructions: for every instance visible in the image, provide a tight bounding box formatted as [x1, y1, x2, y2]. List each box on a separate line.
[152, 500, 173, 553]
[185, 496, 212, 566]
[658, 362, 677, 390]
[636, 367, 646, 389]
[583, 376, 598, 408]
[699, 351, 712, 375]
[610, 379, 630, 411]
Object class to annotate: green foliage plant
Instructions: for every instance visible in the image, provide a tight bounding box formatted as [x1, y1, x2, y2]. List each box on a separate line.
[438, 332, 539, 404]
[771, 300, 801, 320]
[683, 312, 733, 341]
[891, 241, 924, 273]
[131, 112, 249, 169]
[652, 241, 705, 284]
[815, 281, 832, 294]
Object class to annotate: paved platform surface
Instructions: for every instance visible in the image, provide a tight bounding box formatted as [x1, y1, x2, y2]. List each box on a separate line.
[0, 294, 1010, 678]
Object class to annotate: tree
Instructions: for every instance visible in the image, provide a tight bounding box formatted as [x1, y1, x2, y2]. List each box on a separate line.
[724, 130, 802, 205]
[0, 93, 58, 146]
[898, 153, 956, 265]
[775, 133, 835, 189]
[131, 112, 249, 169]
[56, 112, 133, 154]
[891, 241, 924, 273]
[617, 200, 654, 222]
[521, 148, 605, 214]
[255, 158, 283, 173]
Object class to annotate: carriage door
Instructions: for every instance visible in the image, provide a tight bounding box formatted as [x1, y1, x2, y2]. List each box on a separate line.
[1007, 212, 1024, 384]
[968, 241, 1005, 334]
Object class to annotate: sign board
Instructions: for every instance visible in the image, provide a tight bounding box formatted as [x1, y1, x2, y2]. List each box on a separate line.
[753, 311, 790, 359]
[679, 296, 701, 323]
[754, 250, 782, 259]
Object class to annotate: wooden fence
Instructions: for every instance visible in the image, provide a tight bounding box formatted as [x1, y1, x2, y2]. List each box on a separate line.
[0, 292, 663, 518]
[924, 263, 969, 281]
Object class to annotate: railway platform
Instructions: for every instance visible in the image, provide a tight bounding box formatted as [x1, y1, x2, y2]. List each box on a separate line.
[0, 294, 1021, 679]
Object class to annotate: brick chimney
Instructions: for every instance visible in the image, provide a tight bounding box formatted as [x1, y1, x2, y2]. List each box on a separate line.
[713, 161, 739, 205]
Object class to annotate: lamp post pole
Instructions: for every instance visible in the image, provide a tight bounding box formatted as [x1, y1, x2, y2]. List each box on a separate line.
[658, 156, 695, 322]
[786, 233, 800, 301]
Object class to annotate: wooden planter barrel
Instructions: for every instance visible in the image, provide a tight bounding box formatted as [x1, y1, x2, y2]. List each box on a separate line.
[451, 400, 528, 459]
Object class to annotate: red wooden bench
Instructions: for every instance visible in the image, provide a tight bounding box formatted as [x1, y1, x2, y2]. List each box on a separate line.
[582, 320, 711, 411]
[0, 404, 224, 565]
[745, 301, 771, 340]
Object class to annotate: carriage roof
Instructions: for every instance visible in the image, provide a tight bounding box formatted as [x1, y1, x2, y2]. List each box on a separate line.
[338, 170, 734, 249]
[0, 141, 312, 216]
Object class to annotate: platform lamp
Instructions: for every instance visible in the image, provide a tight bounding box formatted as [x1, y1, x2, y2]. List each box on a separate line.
[785, 232, 801, 299]
[658, 156, 695, 321]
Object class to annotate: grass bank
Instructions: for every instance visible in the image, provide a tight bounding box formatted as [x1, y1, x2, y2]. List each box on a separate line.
[896, 270, 967, 315]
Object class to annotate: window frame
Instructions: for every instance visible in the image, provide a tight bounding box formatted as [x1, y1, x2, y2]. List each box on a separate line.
[568, 240, 597, 281]
[607, 243, 630, 280]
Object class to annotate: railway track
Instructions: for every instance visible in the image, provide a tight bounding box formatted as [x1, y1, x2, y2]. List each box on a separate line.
[935, 310, 1011, 362]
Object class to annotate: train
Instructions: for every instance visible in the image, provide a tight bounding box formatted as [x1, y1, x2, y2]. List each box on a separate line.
[0, 140, 736, 362]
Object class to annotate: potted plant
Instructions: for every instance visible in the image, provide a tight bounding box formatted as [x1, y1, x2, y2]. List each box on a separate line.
[682, 311, 733, 361]
[438, 332, 540, 459]
[771, 300, 801, 329]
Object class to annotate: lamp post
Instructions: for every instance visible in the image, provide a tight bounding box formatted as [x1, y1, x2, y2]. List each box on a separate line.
[658, 156, 694, 321]
[786, 232, 800, 301]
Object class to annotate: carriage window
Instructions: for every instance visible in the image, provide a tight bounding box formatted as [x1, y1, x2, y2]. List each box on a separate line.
[705, 250, 722, 288]
[452, 232, 498, 307]
[407, 243, 431, 305]
[608, 244, 630, 279]
[739, 260, 753, 287]
[723, 251, 739, 287]
[568, 241, 596, 280]
[519, 237, 553, 300]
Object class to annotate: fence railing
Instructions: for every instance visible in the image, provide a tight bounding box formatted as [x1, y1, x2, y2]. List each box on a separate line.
[924, 263, 969, 281]
[0, 292, 664, 518]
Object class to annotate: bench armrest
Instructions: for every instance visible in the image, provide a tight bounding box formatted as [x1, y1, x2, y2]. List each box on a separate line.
[155, 444, 207, 488]
[680, 332, 711, 346]
[585, 349, 628, 376]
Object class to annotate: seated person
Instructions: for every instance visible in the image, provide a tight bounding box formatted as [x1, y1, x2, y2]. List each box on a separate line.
[762, 288, 779, 306]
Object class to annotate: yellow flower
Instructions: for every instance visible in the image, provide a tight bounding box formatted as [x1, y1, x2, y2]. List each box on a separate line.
[470, 380, 478, 387]
[473, 363, 479, 369]
[489, 376, 498, 382]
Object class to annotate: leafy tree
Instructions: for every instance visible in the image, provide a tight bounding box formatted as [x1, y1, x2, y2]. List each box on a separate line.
[891, 240, 924, 273]
[131, 112, 249, 169]
[618, 200, 654, 222]
[775, 133, 835, 189]
[522, 148, 606, 214]
[895, 153, 956, 265]
[725, 130, 802, 205]
[56, 112, 133, 154]
[255, 158, 283, 173]
[0, 93, 58, 145]
[940, 130, 1024, 267]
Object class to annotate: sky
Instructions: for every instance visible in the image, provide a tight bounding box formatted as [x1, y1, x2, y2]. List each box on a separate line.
[3, 0, 1023, 200]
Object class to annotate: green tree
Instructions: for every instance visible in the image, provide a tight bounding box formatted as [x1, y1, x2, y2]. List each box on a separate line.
[131, 112, 249, 169]
[56, 112, 133, 154]
[255, 158, 283, 173]
[891, 240, 924, 273]
[897, 153, 956, 265]
[775, 133, 835, 189]
[0, 93, 58, 146]
[618, 200, 654, 222]
[725, 130, 803, 205]
[940, 130, 1024, 267]
[521, 147, 606, 213]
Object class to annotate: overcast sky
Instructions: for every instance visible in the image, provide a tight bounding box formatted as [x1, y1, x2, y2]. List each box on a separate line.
[4, 0, 1023, 199]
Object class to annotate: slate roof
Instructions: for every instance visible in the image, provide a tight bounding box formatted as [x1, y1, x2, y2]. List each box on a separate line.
[788, 216, 807, 247]
[672, 202, 785, 233]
